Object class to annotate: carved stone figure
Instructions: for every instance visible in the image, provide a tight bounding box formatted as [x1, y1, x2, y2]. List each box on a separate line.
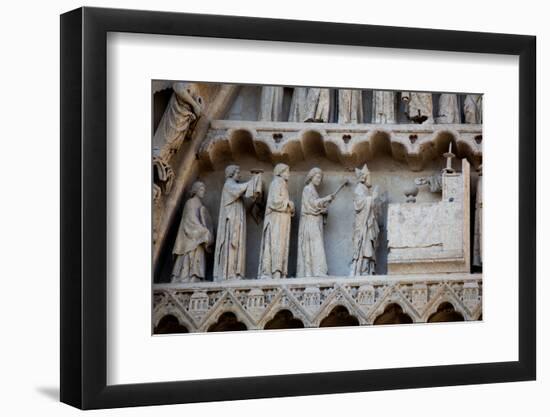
[258, 164, 295, 279]
[159, 82, 203, 160]
[297, 168, 345, 277]
[350, 164, 381, 276]
[213, 165, 262, 281]
[436, 93, 461, 124]
[304, 88, 331, 122]
[171, 181, 213, 282]
[152, 154, 175, 198]
[338, 89, 363, 123]
[464, 94, 483, 124]
[372, 91, 396, 124]
[402, 92, 434, 124]
[259, 86, 285, 122]
[288, 87, 309, 122]
[473, 165, 483, 266]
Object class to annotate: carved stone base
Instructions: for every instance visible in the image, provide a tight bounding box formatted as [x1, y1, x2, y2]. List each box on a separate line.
[153, 273, 482, 333]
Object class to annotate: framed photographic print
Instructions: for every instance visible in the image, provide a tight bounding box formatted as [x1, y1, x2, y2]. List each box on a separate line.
[60, 6, 536, 410]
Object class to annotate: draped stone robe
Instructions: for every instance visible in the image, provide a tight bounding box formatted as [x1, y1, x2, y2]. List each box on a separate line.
[259, 86, 285, 122]
[213, 176, 261, 281]
[171, 196, 212, 282]
[473, 174, 483, 266]
[297, 184, 330, 277]
[437, 93, 461, 124]
[304, 88, 331, 122]
[338, 89, 363, 123]
[288, 87, 309, 122]
[350, 183, 380, 276]
[402, 92, 434, 123]
[155, 85, 201, 161]
[258, 176, 293, 278]
[464, 94, 483, 124]
[372, 91, 396, 124]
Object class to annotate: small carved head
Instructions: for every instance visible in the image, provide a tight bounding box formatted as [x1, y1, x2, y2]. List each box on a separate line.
[305, 167, 323, 186]
[190, 181, 206, 199]
[354, 164, 371, 186]
[225, 164, 240, 180]
[274, 163, 290, 181]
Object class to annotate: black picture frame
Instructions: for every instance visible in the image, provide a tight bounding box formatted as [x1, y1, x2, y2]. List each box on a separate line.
[60, 6, 536, 410]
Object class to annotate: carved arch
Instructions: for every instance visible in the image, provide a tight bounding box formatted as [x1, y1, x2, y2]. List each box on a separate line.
[152, 304, 195, 332]
[319, 305, 360, 327]
[198, 291, 256, 331]
[427, 301, 465, 323]
[420, 284, 472, 322]
[264, 309, 305, 330]
[372, 303, 414, 325]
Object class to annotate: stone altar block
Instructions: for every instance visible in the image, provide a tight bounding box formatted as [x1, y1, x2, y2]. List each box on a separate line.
[387, 158, 470, 274]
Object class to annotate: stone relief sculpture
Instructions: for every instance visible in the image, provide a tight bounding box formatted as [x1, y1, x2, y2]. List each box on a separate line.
[372, 91, 396, 124]
[464, 94, 483, 124]
[473, 165, 483, 266]
[258, 164, 295, 279]
[213, 165, 263, 281]
[350, 164, 382, 276]
[297, 168, 347, 277]
[288, 87, 309, 122]
[171, 181, 213, 283]
[415, 173, 443, 193]
[436, 93, 461, 124]
[259, 86, 285, 122]
[303, 88, 331, 122]
[338, 89, 363, 123]
[152, 154, 175, 200]
[401, 92, 434, 124]
[159, 82, 203, 160]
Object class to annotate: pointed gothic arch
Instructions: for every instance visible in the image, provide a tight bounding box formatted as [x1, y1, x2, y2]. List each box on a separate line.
[427, 302, 465, 323]
[207, 312, 248, 332]
[153, 314, 190, 334]
[264, 309, 305, 330]
[319, 305, 360, 327]
[373, 303, 413, 325]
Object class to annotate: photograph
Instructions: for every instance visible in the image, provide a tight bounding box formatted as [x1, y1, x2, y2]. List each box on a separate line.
[151, 82, 483, 334]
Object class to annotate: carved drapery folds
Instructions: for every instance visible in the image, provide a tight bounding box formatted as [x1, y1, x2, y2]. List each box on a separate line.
[258, 163, 294, 279]
[152, 82, 203, 243]
[156, 82, 203, 160]
[213, 165, 262, 281]
[350, 164, 383, 276]
[152, 82, 203, 199]
[171, 181, 213, 283]
[402, 91, 434, 124]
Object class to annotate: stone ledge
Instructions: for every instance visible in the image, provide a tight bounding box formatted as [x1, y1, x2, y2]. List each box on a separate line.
[199, 120, 482, 171]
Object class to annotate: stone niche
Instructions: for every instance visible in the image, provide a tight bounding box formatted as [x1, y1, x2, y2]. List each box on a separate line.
[153, 83, 482, 283]
[156, 135, 472, 282]
[387, 158, 471, 274]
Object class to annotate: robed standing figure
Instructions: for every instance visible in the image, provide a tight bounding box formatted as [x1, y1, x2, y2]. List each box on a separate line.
[350, 164, 381, 276]
[297, 168, 335, 277]
[258, 164, 295, 279]
[213, 165, 262, 281]
[171, 181, 213, 282]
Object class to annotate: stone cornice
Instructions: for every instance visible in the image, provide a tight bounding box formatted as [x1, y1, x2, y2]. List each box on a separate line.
[199, 120, 482, 171]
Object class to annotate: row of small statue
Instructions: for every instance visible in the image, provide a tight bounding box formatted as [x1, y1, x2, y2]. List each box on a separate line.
[171, 164, 382, 283]
[260, 87, 483, 125]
